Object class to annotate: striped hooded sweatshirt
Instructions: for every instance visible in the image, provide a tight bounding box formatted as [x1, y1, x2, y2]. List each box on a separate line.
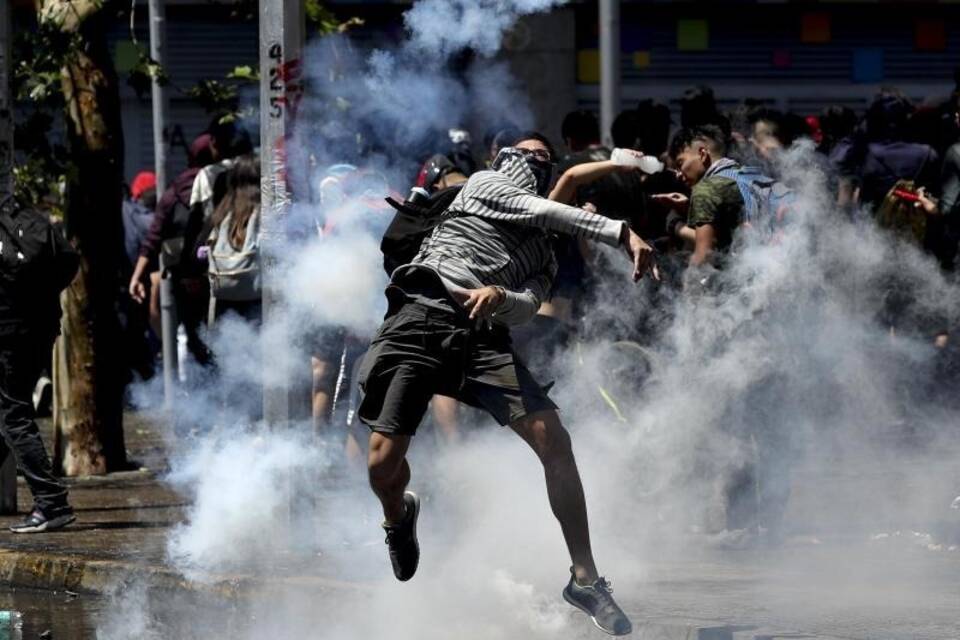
[397, 147, 626, 326]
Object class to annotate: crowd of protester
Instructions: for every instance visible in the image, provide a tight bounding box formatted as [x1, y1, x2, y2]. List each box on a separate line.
[7, 78, 960, 536]
[108, 83, 960, 436]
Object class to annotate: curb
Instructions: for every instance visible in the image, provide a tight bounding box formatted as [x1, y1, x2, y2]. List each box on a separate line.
[0, 548, 365, 601]
[0, 549, 241, 598]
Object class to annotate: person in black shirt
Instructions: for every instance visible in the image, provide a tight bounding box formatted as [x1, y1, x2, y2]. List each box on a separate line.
[0, 197, 78, 533]
[832, 91, 940, 210]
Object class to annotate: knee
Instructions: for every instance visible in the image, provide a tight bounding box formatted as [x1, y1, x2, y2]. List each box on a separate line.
[517, 412, 574, 465]
[367, 434, 403, 484]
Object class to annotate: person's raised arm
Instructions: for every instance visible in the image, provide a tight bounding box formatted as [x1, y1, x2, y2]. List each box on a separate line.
[461, 173, 658, 280]
[549, 160, 622, 204]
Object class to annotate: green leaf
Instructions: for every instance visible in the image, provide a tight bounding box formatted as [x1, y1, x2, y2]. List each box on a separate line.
[305, 0, 363, 35]
[113, 40, 142, 73]
[227, 65, 259, 81]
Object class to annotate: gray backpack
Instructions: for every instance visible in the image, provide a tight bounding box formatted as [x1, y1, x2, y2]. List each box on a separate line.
[208, 206, 261, 301]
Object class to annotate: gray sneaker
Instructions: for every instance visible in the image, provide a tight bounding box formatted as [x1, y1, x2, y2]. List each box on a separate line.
[562, 569, 633, 636]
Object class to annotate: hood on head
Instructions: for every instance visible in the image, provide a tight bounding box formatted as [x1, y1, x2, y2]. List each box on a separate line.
[490, 147, 540, 193]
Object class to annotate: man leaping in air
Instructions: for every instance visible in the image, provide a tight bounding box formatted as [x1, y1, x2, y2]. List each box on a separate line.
[358, 132, 657, 636]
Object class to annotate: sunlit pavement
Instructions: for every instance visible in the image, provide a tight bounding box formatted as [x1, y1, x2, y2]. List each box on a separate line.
[0, 412, 955, 639]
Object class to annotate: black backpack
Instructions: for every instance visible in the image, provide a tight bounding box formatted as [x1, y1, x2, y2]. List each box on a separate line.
[0, 197, 79, 335]
[380, 185, 462, 276]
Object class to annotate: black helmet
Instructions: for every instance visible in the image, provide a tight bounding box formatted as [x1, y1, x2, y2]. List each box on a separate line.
[415, 153, 457, 191]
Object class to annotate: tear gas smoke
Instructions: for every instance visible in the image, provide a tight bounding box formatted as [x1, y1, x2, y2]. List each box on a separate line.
[165, 431, 324, 580]
[404, 0, 567, 57]
[99, 1, 960, 637]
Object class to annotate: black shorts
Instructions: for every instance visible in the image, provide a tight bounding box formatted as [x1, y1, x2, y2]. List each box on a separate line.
[357, 289, 556, 436]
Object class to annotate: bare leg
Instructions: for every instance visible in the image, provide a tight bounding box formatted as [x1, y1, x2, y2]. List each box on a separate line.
[431, 395, 460, 444]
[510, 409, 598, 584]
[344, 432, 364, 463]
[368, 432, 412, 525]
[312, 356, 335, 433]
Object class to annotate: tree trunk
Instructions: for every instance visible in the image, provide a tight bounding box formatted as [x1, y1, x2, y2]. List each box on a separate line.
[43, 0, 127, 475]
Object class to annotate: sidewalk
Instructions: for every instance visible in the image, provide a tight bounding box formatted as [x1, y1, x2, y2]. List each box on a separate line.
[0, 412, 197, 595]
[0, 413, 364, 600]
[0, 413, 956, 640]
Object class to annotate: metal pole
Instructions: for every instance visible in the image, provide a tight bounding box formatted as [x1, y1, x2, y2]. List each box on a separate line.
[599, 0, 620, 147]
[149, 0, 169, 191]
[159, 254, 178, 410]
[0, 0, 18, 514]
[259, 0, 304, 428]
[149, 0, 178, 411]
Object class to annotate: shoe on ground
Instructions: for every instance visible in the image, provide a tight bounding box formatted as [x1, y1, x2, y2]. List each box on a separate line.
[382, 491, 420, 581]
[10, 508, 76, 534]
[562, 568, 633, 636]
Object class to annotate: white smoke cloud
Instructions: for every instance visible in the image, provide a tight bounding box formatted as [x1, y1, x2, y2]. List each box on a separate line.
[404, 0, 568, 57]
[101, 0, 960, 637]
[165, 431, 325, 580]
[284, 229, 386, 334]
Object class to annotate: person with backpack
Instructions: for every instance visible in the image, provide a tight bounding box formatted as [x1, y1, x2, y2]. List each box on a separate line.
[199, 155, 263, 422]
[361, 132, 657, 636]
[0, 196, 78, 533]
[205, 154, 262, 324]
[655, 125, 792, 268]
[655, 125, 796, 542]
[376, 163, 463, 450]
[127, 134, 215, 366]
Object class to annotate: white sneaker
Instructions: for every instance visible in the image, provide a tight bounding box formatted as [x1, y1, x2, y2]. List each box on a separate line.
[32, 376, 52, 415]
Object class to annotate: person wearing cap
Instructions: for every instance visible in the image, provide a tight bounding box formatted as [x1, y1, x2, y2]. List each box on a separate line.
[123, 171, 157, 271]
[121, 171, 160, 380]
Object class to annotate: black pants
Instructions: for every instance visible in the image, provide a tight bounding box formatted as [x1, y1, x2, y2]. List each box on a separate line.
[0, 335, 69, 515]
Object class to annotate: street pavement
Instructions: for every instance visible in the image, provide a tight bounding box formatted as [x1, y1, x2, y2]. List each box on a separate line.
[0, 412, 955, 639]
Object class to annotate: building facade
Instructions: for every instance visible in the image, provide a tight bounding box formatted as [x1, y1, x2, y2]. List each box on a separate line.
[113, 0, 960, 182]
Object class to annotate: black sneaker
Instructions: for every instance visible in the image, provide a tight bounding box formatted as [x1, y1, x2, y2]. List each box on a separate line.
[562, 569, 633, 636]
[10, 508, 76, 534]
[382, 491, 420, 581]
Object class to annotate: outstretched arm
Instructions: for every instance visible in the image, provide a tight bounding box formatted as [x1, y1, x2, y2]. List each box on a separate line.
[463, 175, 626, 246]
[550, 160, 624, 204]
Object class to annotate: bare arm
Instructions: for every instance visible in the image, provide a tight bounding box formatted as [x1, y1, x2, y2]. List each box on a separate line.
[128, 255, 150, 303]
[549, 160, 623, 204]
[690, 224, 716, 267]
